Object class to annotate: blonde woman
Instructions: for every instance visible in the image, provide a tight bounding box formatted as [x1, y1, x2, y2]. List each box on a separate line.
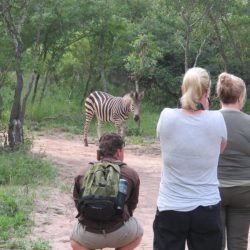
[217, 73, 250, 250]
[153, 67, 227, 250]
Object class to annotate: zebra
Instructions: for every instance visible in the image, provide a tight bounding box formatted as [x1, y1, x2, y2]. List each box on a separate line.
[83, 90, 144, 146]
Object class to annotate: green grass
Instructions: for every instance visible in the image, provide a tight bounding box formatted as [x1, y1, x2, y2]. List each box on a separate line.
[0, 148, 56, 186]
[0, 186, 34, 241]
[25, 91, 83, 134]
[6, 238, 52, 250]
[0, 144, 56, 245]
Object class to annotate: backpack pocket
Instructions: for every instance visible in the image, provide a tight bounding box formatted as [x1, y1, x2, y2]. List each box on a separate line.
[78, 196, 117, 221]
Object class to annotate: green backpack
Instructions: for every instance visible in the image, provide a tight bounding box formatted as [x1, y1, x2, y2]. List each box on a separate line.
[77, 162, 121, 221]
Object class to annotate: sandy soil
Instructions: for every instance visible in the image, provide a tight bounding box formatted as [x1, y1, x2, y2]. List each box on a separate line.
[28, 132, 250, 250]
[29, 132, 162, 250]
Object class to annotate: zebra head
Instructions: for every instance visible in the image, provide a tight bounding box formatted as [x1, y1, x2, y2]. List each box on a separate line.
[129, 91, 144, 122]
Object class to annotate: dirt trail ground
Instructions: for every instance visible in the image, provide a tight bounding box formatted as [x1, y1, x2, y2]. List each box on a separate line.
[30, 132, 162, 250]
[30, 132, 250, 250]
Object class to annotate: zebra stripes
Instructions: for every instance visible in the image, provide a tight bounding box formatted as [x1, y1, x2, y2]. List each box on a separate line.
[83, 91, 144, 146]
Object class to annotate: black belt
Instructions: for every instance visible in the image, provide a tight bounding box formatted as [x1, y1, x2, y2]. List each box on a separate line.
[84, 221, 124, 234]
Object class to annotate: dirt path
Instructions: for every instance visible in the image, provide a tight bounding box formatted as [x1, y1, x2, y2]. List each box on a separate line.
[30, 132, 162, 250]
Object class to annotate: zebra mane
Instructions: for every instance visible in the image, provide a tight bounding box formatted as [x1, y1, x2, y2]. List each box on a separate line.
[122, 92, 134, 105]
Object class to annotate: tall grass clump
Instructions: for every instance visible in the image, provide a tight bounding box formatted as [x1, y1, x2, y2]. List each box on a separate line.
[0, 145, 56, 244]
[0, 148, 56, 186]
[0, 186, 33, 241]
[26, 88, 83, 134]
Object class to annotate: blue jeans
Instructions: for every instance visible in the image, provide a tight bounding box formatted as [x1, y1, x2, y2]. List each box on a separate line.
[153, 203, 222, 250]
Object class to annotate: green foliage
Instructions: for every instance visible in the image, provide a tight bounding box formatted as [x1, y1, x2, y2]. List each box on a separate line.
[26, 87, 82, 134]
[0, 143, 56, 244]
[0, 186, 34, 241]
[0, 146, 56, 185]
[124, 33, 162, 79]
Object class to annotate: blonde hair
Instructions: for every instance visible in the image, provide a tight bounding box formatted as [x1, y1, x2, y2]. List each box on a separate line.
[216, 72, 246, 104]
[181, 67, 211, 110]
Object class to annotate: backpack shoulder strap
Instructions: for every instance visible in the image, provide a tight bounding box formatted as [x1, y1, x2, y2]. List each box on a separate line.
[102, 161, 121, 173]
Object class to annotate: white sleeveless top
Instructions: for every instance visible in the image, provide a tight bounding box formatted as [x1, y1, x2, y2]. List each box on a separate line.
[156, 108, 227, 212]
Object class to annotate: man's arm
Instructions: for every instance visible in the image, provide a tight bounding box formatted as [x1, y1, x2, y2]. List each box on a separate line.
[126, 178, 140, 216]
[73, 175, 83, 208]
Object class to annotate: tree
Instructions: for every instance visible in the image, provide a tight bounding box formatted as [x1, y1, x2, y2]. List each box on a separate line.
[124, 34, 162, 92]
[0, 1, 27, 147]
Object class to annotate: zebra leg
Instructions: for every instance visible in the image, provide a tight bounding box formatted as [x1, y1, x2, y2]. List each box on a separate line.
[83, 121, 90, 147]
[115, 121, 125, 138]
[97, 121, 104, 140]
[83, 115, 94, 147]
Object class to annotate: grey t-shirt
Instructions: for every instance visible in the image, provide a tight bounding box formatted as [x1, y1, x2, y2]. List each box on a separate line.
[156, 108, 227, 212]
[218, 109, 250, 187]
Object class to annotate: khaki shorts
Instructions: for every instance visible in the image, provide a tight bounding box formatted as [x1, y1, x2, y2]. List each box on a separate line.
[70, 217, 143, 249]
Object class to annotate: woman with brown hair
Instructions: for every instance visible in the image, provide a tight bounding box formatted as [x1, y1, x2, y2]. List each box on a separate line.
[216, 72, 250, 250]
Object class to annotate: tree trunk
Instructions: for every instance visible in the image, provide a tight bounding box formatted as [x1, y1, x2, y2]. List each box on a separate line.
[0, 3, 26, 148]
[8, 67, 24, 148]
[31, 73, 40, 104]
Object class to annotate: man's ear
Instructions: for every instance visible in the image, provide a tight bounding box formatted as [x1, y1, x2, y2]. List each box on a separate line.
[114, 148, 120, 159]
[115, 148, 123, 160]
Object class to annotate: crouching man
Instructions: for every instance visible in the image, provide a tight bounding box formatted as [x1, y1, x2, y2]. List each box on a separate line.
[70, 133, 143, 250]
